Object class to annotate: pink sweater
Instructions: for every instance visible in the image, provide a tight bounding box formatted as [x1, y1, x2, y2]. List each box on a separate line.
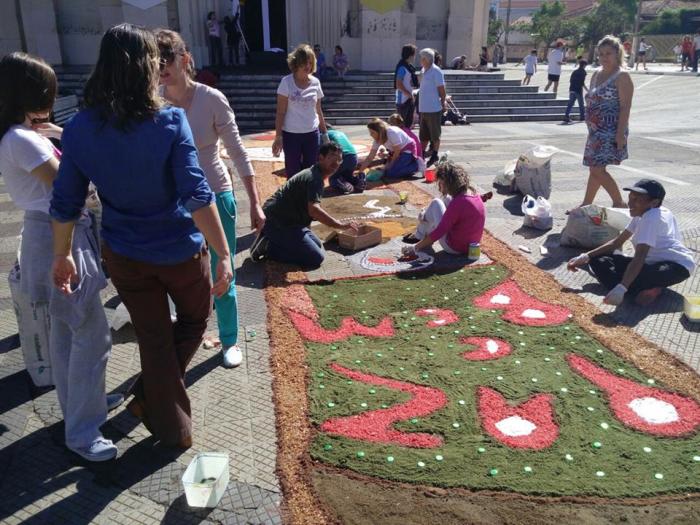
[429, 193, 485, 253]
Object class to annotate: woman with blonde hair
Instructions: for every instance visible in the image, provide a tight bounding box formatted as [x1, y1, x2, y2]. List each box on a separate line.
[358, 117, 418, 179]
[272, 44, 328, 178]
[402, 161, 485, 256]
[578, 34, 633, 210]
[156, 28, 265, 368]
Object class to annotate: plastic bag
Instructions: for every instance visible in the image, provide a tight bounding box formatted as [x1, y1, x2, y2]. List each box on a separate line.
[560, 205, 628, 248]
[521, 195, 553, 230]
[494, 159, 517, 191]
[513, 146, 558, 199]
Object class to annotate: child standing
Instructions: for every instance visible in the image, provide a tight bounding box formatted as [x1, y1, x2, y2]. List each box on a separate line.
[402, 162, 485, 256]
[563, 59, 588, 123]
[522, 50, 537, 85]
[327, 127, 364, 194]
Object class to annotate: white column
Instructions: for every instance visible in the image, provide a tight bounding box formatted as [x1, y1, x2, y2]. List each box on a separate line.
[19, 0, 63, 65]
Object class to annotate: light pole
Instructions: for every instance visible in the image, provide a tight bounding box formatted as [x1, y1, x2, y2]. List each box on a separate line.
[628, 0, 644, 68]
[504, 0, 513, 62]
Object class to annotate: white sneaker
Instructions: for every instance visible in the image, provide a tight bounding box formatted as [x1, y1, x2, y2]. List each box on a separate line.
[222, 345, 243, 368]
[68, 437, 118, 462]
[107, 393, 124, 411]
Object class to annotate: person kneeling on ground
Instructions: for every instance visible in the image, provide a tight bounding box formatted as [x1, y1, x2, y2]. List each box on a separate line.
[250, 142, 359, 268]
[327, 126, 364, 194]
[359, 118, 419, 179]
[567, 179, 694, 306]
[402, 162, 485, 256]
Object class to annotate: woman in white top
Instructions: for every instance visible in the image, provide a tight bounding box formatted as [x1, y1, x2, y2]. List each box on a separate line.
[272, 44, 328, 179]
[567, 179, 694, 307]
[359, 118, 419, 179]
[157, 29, 265, 368]
[0, 53, 117, 461]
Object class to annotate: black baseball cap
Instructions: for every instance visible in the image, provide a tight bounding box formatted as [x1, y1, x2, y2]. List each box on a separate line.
[623, 179, 666, 200]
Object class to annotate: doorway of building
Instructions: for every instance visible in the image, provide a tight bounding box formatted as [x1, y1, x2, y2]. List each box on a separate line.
[243, 0, 287, 52]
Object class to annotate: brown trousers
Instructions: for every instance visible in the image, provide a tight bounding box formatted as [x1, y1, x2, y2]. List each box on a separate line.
[103, 244, 212, 445]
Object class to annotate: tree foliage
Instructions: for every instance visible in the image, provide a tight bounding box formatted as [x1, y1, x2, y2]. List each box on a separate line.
[641, 8, 700, 35]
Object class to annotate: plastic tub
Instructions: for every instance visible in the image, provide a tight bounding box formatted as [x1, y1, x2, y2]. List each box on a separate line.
[425, 168, 436, 182]
[182, 452, 229, 508]
[684, 296, 700, 322]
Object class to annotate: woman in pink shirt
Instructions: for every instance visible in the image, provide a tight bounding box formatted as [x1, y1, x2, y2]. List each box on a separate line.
[403, 162, 485, 255]
[157, 29, 265, 369]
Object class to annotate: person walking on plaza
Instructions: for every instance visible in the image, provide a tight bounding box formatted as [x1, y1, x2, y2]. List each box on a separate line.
[250, 143, 359, 268]
[206, 11, 224, 68]
[418, 48, 446, 167]
[635, 37, 650, 71]
[544, 41, 565, 96]
[567, 179, 694, 306]
[577, 35, 633, 210]
[520, 49, 538, 85]
[0, 52, 119, 462]
[395, 44, 419, 128]
[272, 44, 328, 179]
[681, 35, 693, 71]
[563, 59, 588, 123]
[693, 29, 700, 73]
[157, 29, 266, 368]
[50, 24, 233, 449]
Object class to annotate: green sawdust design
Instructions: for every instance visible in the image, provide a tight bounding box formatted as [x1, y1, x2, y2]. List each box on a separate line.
[303, 266, 700, 497]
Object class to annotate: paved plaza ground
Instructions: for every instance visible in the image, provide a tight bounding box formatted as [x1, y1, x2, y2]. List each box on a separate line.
[0, 68, 698, 524]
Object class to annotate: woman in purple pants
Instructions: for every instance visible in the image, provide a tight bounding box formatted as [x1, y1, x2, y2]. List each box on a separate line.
[272, 44, 328, 179]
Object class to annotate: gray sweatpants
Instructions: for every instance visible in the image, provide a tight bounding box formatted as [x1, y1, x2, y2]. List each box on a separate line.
[21, 211, 111, 449]
[415, 197, 459, 254]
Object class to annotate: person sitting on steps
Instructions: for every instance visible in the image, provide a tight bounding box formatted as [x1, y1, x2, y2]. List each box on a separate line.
[567, 179, 694, 306]
[250, 142, 359, 268]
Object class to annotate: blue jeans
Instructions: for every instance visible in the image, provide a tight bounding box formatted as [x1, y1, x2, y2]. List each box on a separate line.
[282, 129, 320, 179]
[385, 151, 418, 178]
[210, 191, 238, 347]
[264, 222, 325, 268]
[565, 91, 585, 120]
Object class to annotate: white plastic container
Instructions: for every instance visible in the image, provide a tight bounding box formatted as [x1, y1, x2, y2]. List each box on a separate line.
[182, 452, 229, 508]
[684, 296, 700, 323]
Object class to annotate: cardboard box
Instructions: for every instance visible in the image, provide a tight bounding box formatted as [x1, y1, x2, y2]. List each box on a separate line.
[337, 225, 382, 251]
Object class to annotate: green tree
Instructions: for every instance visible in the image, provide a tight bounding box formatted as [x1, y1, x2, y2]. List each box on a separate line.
[576, 0, 638, 61]
[488, 17, 505, 46]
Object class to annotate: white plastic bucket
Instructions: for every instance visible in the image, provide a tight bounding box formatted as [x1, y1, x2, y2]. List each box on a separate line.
[182, 452, 229, 508]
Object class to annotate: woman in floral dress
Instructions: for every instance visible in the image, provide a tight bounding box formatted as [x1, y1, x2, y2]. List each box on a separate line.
[580, 35, 634, 209]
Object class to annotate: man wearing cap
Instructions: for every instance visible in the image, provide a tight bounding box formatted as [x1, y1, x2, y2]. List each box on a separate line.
[567, 179, 694, 306]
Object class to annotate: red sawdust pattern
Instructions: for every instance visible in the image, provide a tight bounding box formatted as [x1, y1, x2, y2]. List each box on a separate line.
[567, 354, 700, 437]
[477, 386, 559, 450]
[320, 363, 448, 448]
[416, 308, 459, 328]
[368, 256, 397, 265]
[473, 279, 571, 326]
[287, 310, 395, 343]
[460, 337, 513, 361]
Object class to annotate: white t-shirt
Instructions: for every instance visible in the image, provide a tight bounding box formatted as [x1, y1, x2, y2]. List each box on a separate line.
[548, 48, 564, 75]
[207, 19, 220, 38]
[694, 35, 700, 51]
[524, 54, 538, 73]
[378, 126, 413, 151]
[277, 74, 324, 133]
[0, 125, 55, 213]
[639, 42, 649, 52]
[418, 65, 445, 113]
[625, 207, 695, 274]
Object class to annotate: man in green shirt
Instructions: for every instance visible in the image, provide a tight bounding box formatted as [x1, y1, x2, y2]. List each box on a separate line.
[251, 142, 358, 268]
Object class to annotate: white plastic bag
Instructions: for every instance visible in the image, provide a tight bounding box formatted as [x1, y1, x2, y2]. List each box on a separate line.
[494, 159, 517, 191]
[560, 205, 626, 248]
[514, 146, 558, 199]
[521, 195, 553, 230]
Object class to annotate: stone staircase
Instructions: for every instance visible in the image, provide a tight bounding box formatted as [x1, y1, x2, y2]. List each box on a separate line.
[55, 70, 574, 132]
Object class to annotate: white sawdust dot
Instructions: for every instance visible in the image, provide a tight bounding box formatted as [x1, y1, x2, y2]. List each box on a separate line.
[628, 397, 679, 424]
[495, 416, 537, 437]
[522, 309, 546, 319]
[491, 294, 511, 305]
[486, 339, 500, 354]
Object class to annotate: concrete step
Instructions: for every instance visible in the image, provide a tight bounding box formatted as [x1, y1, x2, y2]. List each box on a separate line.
[325, 92, 554, 101]
[322, 105, 569, 117]
[319, 98, 567, 109]
[220, 86, 539, 96]
[324, 113, 580, 125]
[217, 78, 518, 88]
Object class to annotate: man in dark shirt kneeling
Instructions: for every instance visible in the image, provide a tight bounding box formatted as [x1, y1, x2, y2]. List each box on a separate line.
[563, 59, 588, 123]
[250, 142, 359, 268]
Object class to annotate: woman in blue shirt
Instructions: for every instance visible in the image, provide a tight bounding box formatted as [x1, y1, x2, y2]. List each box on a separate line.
[50, 24, 232, 449]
